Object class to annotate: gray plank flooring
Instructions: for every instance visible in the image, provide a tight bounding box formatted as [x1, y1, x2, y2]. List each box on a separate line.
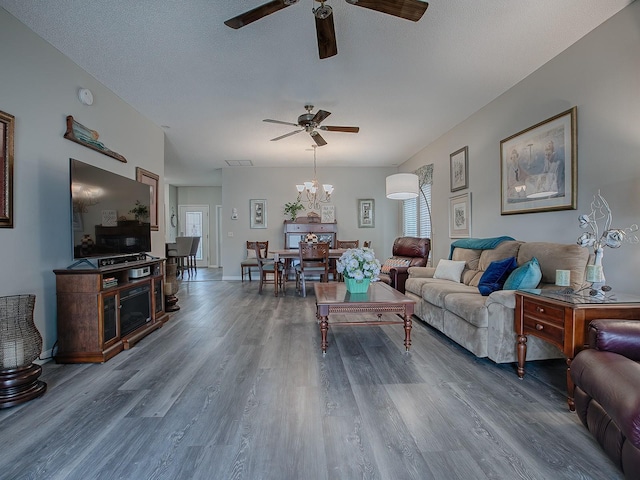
[0, 268, 622, 479]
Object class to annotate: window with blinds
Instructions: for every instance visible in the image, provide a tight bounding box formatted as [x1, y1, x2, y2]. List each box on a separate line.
[402, 184, 432, 261]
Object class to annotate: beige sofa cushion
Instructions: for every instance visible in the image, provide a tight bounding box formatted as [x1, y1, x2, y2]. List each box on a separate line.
[452, 240, 523, 287]
[517, 242, 589, 289]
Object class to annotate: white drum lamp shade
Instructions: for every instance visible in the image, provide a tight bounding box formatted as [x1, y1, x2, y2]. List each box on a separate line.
[386, 173, 419, 200]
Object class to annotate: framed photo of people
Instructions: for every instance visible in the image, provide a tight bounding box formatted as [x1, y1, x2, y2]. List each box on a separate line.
[500, 107, 577, 215]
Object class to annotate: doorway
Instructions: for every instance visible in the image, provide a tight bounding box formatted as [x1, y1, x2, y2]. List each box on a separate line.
[178, 205, 209, 267]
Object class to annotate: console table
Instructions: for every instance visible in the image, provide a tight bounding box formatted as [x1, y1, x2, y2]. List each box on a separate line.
[54, 258, 168, 363]
[514, 288, 640, 410]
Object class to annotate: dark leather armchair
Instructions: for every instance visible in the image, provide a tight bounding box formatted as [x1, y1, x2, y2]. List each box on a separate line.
[571, 319, 640, 479]
[378, 237, 431, 293]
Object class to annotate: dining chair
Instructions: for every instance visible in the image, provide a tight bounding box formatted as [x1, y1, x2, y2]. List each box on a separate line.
[188, 236, 201, 276]
[254, 243, 284, 296]
[332, 240, 360, 281]
[171, 236, 193, 277]
[242, 241, 268, 282]
[295, 242, 330, 297]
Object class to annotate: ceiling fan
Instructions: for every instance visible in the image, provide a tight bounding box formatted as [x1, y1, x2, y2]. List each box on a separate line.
[224, 0, 429, 59]
[263, 104, 359, 146]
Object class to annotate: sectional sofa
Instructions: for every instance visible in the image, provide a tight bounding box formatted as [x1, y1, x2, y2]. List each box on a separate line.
[405, 239, 590, 363]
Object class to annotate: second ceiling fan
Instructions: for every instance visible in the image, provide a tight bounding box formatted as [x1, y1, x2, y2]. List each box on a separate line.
[224, 0, 430, 59]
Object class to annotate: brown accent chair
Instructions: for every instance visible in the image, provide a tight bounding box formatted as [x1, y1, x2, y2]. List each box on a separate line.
[571, 319, 640, 479]
[254, 243, 283, 296]
[378, 237, 431, 293]
[295, 242, 330, 297]
[241, 241, 268, 282]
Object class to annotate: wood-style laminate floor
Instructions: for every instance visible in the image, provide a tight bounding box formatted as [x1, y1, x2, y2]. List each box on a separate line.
[0, 268, 622, 479]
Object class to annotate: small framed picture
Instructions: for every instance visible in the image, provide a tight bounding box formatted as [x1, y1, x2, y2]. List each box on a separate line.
[450, 146, 468, 192]
[321, 204, 335, 223]
[0, 109, 15, 228]
[136, 167, 159, 231]
[449, 193, 471, 238]
[250, 199, 267, 229]
[358, 199, 375, 228]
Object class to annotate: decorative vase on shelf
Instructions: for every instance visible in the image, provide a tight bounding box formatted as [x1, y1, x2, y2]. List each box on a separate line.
[345, 277, 370, 294]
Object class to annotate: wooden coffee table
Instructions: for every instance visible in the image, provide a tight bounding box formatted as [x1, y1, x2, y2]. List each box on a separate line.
[314, 282, 415, 354]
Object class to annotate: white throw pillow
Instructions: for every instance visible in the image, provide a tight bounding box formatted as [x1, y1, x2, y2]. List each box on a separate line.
[433, 259, 466, 283]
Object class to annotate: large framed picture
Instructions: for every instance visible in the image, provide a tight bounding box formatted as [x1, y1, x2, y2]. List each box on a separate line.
[450, 146, 468, 192]
[500, 107, 577, 215]
[357, 199, 375, 228]
[250, 199, 267, 229]
[449, 193, 471, 238]
[136, 167, 159, 231]
[0, 110, 14, 228]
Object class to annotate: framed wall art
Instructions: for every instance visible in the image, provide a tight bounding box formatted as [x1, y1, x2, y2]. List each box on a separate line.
[358, 199, 375, 228]
[500, 107, 577, 215]
[450, 146, 468, 192]
[449, 193, 471, 238]
[250, 199, 267, 229]
[136, 167, 159, 231]
[0, 110, 14, 228]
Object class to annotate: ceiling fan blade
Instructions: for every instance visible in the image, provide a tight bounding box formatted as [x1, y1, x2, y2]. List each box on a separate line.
[315, 10, 338, 59]
[224, 0, 295, 29]
[311, 109, 332, 125]
[310, 131, 328, 146]
[264, 118, 299, 127]
[320, 126, 360, 133]
[271, 129, 304, 141]
[345, 0, 429, 22]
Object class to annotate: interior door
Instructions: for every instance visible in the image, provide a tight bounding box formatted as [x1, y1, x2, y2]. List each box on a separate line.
[178, 205, 209, 267]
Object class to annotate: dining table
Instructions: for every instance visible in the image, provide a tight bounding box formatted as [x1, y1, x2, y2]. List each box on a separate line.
[270, 248, 347, 289]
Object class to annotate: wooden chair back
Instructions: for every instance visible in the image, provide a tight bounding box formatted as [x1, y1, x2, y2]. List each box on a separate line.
[336, 240, 359, 249]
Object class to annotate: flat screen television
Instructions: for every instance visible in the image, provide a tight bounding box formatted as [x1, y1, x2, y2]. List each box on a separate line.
[70, 158, 151, 260]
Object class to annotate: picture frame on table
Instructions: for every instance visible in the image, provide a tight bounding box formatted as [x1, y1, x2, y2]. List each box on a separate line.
[0, 110, 14, 228]
[136, 167, 159, 231]
[250, 199, 267, 229]
[449, 192, 471, 238]
[500, 107, 577, 215]
[321, 204, 335, 223]
[450, 146, 468, 192]
[358, 199, 375, 228]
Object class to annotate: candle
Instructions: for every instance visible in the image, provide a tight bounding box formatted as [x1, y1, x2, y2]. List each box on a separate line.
[586, 265, 603, 283]
[555, 269, 571, 287]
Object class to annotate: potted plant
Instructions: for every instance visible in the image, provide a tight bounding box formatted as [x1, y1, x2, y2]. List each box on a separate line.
[283, 200, 305, 222]
[129, 200, 149, 222]
[336, 247, 381, 293]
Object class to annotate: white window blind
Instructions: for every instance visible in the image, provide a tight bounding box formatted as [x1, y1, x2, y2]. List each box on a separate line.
[402, 184, 432, 263]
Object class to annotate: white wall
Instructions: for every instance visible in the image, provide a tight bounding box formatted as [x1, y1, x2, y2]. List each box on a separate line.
[400, 2, 640, 294]
[221, 166, 398, 279]
[0, 10, 165, 353]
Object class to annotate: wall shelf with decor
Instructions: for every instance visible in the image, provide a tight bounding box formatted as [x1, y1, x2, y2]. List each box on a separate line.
[63, 115, 127, 163]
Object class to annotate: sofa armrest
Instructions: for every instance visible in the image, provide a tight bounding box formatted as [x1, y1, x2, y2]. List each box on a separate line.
[486, 290, 516, 309]
[408, 266, 436, 278]
[588, 319, 640, 361]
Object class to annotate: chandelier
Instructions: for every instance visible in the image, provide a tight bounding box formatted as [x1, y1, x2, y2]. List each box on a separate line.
[296, 145, 334, 210]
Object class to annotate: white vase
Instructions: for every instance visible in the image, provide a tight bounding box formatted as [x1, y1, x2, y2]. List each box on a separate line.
[590, 247, 606, 297]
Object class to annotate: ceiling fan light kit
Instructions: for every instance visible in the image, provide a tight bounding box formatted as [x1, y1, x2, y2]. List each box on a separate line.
[225, 0, 429, 59]
[264, 104, 359, 146]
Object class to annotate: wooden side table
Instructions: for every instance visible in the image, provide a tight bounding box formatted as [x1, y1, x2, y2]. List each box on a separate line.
[514, 289, 640, 410]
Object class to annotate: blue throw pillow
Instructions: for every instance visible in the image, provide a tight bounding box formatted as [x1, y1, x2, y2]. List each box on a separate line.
[503, 257, 542, 290]
[478, 256, 517, 296]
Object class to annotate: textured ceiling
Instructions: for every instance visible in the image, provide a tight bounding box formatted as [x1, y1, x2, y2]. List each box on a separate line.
[0, 0, 632, 186]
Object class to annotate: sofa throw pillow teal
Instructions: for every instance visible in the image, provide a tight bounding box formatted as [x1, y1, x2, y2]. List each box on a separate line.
[503, 257, 542, 290]
[478, 256, 517, 296]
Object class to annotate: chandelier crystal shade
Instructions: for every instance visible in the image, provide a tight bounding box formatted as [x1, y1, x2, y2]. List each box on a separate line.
[296, 145, 333, 210]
